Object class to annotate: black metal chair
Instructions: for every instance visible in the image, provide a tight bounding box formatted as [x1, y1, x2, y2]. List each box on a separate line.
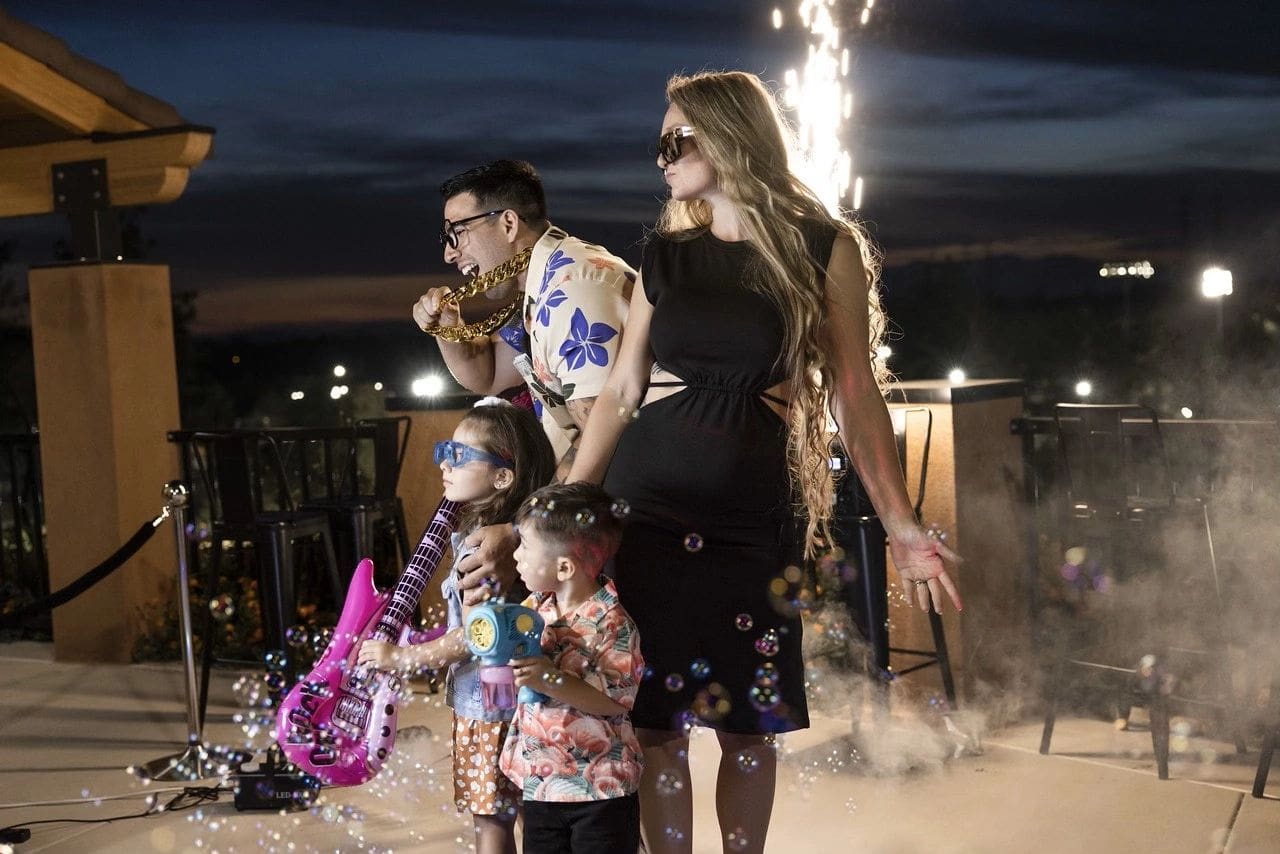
[1039, 403, 1243, 779]
[172, 431, 343, 726]
[300, 416, 412, 581]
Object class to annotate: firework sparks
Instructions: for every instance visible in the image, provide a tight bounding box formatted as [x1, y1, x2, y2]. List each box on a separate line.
[774, 1, 874, 212]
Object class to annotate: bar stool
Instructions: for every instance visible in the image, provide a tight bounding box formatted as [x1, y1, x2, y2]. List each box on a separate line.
[1038, 403, 1243, 779]
[832, 406, 957, 705]
[302, 417, 412, 582]
[1255, 715, 1278, 798]
[176, 431, 344, 726]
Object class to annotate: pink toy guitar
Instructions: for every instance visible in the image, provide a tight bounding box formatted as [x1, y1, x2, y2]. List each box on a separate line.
[275, 498, 462, 786]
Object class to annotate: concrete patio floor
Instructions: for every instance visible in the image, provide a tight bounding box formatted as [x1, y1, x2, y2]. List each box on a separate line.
[1, 642, 1275, 854]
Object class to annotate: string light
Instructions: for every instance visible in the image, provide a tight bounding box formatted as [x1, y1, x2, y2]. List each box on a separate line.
[1098, 261, 1154, 279]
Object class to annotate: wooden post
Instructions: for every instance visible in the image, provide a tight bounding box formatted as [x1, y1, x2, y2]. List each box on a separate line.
[28, 263, 180, 662]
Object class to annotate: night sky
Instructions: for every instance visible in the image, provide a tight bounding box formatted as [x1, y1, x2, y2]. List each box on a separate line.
[3, 1, 1278, 336]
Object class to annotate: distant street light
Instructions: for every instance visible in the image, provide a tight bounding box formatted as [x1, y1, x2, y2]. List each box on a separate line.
[875, 345, 892, 360]
[290, 390, 305, 401]
[412, 375, 445, 397]
[1075, 380, 1092, 398]
[1200, 266, 1233, 341]
[333, 364, 347, 378]
[1200, 267, 1233, 298]
[1180, 407, 1194, 419]
[947, 368, 966, 385]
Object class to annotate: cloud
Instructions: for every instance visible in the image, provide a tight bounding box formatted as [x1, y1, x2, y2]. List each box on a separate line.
[865, 167, 1280, 261]
[876, 0, 1280, 79]
[189, 272, 449, 335]
[6, 0, 1277, 323]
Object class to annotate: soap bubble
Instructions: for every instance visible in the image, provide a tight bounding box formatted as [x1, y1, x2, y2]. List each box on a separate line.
[749, 684, 781, 712]
[754, 630, 780, 657]
[656, 771, 685, 796]
[209, 595, 235, 622]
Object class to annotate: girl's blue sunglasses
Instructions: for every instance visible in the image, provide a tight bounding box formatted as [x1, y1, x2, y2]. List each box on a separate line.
[433, 440, 514, 469]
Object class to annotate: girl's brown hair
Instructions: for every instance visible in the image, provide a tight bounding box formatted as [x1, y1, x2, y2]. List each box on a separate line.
[456, 402, 556, 531]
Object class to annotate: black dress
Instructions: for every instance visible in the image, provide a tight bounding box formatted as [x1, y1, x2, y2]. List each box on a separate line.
[603, 222, 836, 734]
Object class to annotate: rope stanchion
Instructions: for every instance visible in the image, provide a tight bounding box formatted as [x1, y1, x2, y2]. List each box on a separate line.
[0, 502, 170, 630]
[0, 481, 245, 787]
[132, 482, 246, 782]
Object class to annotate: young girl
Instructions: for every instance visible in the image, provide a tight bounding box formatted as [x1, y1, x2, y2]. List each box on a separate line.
[359, 398, 555, 854]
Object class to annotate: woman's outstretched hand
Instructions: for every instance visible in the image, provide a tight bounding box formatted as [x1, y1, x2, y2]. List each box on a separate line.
[888, 525, 963, 613]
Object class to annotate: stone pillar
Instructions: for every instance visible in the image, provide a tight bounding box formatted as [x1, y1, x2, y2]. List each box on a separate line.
[885, 379, 1029, 702]
[28, 263, 180, 662]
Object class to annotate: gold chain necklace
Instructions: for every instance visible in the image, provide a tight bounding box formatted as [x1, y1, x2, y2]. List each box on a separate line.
[423, 247, 533, 343]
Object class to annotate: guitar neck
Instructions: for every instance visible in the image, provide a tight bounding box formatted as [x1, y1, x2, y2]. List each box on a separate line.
[370, 498, 462, 641]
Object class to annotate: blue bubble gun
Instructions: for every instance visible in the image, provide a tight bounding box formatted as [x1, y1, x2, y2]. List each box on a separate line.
[464, 602, 548, 709]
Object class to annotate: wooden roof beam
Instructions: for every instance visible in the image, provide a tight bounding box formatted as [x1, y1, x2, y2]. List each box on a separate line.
[0, 127, 213, 218]
[0, 42, 148, 137]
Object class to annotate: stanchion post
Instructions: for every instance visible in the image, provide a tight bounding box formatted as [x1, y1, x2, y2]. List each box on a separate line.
[169, 482, 204, 749]
[131, 481, 242, 782]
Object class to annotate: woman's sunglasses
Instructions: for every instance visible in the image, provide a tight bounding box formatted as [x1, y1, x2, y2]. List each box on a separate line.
[433, 440, 514, 469]
[657, 125, 695, 165]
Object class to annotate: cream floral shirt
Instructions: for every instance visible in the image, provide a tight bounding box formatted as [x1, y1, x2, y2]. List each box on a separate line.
[501, 225, 633, 461]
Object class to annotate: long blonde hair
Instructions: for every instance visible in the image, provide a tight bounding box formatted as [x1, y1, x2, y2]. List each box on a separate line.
[658, 71, 889, 558]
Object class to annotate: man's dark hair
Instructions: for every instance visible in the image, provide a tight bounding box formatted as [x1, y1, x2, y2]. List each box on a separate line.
[515, 482, 625, 576]
[440, 159, 548, 225]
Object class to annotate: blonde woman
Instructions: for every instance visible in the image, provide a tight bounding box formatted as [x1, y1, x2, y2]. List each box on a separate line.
[569, 71, 961, 853]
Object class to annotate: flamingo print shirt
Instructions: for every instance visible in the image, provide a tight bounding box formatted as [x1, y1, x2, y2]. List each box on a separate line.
[498, 578, 645, 801]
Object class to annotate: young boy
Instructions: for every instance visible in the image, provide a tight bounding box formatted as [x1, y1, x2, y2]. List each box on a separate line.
[500, 482, 644, 854]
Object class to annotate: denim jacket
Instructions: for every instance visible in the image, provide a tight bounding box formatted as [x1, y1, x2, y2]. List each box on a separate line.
[441, 530, 514, 724]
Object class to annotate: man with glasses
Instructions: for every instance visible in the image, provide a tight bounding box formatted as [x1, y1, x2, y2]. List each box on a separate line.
[413, 159, 634, 605]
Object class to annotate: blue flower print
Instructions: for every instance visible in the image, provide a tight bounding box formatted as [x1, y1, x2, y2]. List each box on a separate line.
[558, 308, 618, 370]
[536, 289, 567, 327]
[539, 249, 574, 296]
[497, 316, 527, 351]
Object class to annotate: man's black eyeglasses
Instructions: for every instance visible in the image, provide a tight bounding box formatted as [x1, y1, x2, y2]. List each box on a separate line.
[440, 209, 505, 249]
[657, 126, 695, 165]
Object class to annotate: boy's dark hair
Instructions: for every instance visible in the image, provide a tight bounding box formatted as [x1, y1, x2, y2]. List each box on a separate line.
[515, 482, 625, 576]
[439, 159, 548, 226]
[460, 402, 556, 530]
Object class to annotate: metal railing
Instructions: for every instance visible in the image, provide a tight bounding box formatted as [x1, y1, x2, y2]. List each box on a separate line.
[0, 431, 46, 614]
